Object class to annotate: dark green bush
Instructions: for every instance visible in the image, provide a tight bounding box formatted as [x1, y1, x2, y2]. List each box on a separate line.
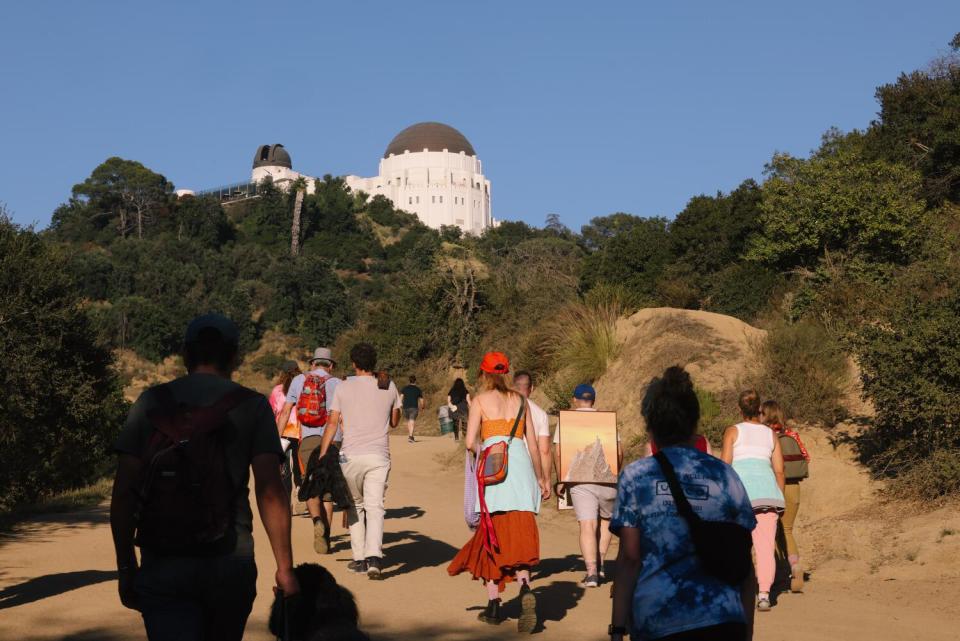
[0, 216, 127, 511]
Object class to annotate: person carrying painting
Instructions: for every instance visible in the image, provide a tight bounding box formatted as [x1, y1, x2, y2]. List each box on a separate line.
[554, 384, 622, 588]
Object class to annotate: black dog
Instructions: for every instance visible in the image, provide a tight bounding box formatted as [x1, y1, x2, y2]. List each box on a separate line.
[269, 563, 369, 641]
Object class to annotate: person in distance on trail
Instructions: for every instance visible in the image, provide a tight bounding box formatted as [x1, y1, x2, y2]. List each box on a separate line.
[512, 370, 552, 498]
[448, 352, 549, 633]
[760, 399, 810, 594]
[447, 377, 471, 441]
[722, 390, 786, 612]
[269, 360, 303, 502]
[399, 375, 425, 443]
[276, 347, 342, 555]
[110, 314, 298, 641]
[318, 343, 401, 580]
[554, 384, 621, 587]
[610, 366, 755, 641]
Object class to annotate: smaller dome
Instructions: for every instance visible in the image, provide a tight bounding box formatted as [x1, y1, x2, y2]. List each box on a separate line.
[253, 144, 292, 169]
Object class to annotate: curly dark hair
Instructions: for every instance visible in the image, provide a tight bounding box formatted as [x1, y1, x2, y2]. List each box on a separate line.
[641, 366, 700, 448]
[350, 343, 377, 373]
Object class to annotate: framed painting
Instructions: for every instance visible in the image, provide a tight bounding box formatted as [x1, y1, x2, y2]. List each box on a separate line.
[557, 410, 619, 485]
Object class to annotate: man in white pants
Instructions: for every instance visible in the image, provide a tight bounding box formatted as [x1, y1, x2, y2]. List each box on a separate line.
[319, 342, 400, 580]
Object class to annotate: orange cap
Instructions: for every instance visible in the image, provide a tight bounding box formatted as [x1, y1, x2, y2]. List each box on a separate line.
[479, 351, 510, 375]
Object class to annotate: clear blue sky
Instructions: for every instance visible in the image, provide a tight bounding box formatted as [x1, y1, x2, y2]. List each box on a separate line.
[2, 2, 957, 230]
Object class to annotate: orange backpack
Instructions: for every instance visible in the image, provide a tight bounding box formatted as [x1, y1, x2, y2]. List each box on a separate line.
[296, 373, 329, 428]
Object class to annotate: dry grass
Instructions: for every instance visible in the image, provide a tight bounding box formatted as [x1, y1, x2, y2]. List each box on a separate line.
[0, 477, 112, 529]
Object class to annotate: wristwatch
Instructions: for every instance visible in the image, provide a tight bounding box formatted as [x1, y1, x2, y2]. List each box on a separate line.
[608, 624, 628, 636]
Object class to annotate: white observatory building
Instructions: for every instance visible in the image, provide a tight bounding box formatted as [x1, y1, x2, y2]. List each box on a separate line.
[238, 122, 492, 235]
[344, 122, 493, 235]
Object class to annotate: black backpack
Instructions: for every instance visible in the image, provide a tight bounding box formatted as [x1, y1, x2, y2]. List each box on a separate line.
[134, 384, 255, 556]
[653, 451, 753, 586]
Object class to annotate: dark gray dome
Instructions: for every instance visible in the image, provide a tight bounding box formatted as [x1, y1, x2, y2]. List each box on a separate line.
[384, 122, 476, 158]
[253, 144, 292, 169]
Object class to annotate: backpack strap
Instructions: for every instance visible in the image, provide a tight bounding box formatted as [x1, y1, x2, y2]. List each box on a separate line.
[653, 451, 700, 524]
[148, 384, 256, 442]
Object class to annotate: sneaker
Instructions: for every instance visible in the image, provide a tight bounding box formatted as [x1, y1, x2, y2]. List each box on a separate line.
[313, 521, 330, 554]
[757, 595, 772, 612]
[408, 436, 416, 443]
[477, 598, 503, 625]
[580, 574, 600, 588]
[518, 583, 537, 634]
[366, 556, 383, 580]
[346, 560, 367, 574]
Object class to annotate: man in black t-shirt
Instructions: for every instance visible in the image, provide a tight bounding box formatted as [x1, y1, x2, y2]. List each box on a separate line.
[110, 315, 298, 641]
[399, 376, 424, 443]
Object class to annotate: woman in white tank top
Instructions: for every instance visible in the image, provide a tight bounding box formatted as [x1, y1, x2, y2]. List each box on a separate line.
[722, 390, 785, 613]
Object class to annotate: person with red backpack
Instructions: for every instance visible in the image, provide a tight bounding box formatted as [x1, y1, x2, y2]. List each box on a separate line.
[275, 347, 342, 555]
[110, 314, 298, 641]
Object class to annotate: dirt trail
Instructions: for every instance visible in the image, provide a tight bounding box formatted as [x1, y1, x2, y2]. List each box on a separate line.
[1, 434, 957, 641]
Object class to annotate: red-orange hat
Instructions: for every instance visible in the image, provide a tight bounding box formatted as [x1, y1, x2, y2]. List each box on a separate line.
[479, 351, 510, 375]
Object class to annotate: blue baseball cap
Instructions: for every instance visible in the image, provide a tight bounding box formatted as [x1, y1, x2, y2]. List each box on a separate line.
[573, 384, 596, 401]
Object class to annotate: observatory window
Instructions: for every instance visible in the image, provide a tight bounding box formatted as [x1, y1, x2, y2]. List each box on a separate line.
[408, 197, 412, 204]
[431, 196, 435, 204]
[416, 196, 420, 204]
[456, 219, 465, 225]
[439, 196, 443, 203]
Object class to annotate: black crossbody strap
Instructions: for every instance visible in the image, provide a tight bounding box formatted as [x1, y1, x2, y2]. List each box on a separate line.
[653, 451, 699, 523]
[507, 399, 526, 444]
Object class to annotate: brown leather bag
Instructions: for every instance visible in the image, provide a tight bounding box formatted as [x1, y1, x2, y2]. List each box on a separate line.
[477, 401, 525, 485]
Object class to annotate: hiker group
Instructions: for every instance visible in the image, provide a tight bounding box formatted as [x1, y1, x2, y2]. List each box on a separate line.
[110, 313, 810, 641]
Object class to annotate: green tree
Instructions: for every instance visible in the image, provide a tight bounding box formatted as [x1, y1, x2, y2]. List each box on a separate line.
[0, 214, 126, 509]
[867, 40, 960, 204]
[71, 157, 174, 239]
[173, 195, 234, 248]
[747, 145, 926, 268]
[670, 180, 763, 275]
[581, 217, 673, 301]
[580, 213, 646, 252]
[264, 255, 353, 346]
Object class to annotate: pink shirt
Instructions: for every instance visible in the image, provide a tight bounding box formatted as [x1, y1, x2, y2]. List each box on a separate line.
[268, 384, 286, 417]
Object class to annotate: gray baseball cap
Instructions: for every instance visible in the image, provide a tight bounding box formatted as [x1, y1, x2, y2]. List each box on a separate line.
[184, 314, 239, 345]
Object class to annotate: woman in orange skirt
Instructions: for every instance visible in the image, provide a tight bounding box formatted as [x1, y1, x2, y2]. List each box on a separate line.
[448, 352, 549, 633]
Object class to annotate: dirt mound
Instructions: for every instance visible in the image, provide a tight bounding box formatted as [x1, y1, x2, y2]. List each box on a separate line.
[594, 307, 766, 438]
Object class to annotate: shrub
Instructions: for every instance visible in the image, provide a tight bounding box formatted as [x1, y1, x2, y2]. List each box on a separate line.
[696, 387, 736, 448]
[854, 250, 960, 474]
[746, 318, 849, 425]
[539, 295, 625, 385]
[885, 449, 960, 502]
[252, 352, 288, 378]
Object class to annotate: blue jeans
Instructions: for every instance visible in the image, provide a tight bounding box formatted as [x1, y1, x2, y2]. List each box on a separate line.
[135, 554, 257, 641]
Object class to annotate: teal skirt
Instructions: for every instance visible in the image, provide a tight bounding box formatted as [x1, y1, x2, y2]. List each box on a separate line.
[474, 436, 541, 514]
[733, 458, 785, 510]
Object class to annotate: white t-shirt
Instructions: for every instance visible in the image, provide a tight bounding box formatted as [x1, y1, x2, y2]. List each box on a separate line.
[330, 375, 401, 460]
[527, 398, 550, 439]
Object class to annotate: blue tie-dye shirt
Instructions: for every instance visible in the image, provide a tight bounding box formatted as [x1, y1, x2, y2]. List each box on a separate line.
[610, 446, 756, 640]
